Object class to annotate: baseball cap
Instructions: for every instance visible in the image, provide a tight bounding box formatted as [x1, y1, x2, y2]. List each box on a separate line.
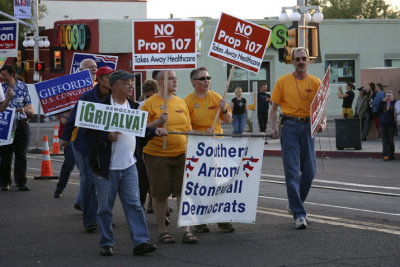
[109, 70, 135, 87]
[96, 66, 114, 81]
[357, 86, 365, 92]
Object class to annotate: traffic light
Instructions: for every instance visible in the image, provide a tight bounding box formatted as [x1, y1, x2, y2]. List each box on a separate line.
[35, 61, 45, 71]
[14, 50, 25, 72]
[278, 26, 297, 64]
[50, 47, 65, 73]
[307, 23, 321, 63]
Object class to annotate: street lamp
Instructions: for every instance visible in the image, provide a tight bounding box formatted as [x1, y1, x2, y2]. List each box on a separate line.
[278, 0, 323, 48]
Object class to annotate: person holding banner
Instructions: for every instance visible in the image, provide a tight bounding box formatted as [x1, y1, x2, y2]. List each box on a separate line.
[184, 66, 235, 234]
[85, 70, 165, 256]
[0, 65, 34, 192]
[141, 70, 198, 244]
[185, 67, 232, 135]
[80, 58, 98, 82]
[61, 65, 113, 232]
[269, 48, 326, 229]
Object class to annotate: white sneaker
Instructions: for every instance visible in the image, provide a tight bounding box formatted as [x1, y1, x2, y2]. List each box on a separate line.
[295, 217, 307, 229]
[287, 204, 311, 224]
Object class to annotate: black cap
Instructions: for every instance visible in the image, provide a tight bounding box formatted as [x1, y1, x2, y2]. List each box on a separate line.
[109, 70, 134, 87]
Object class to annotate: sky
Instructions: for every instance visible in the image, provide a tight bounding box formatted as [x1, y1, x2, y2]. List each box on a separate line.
[147, 0, 400, 20]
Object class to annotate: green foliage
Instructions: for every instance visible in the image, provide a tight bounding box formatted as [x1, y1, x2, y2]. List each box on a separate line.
[309, 0, 400, 19]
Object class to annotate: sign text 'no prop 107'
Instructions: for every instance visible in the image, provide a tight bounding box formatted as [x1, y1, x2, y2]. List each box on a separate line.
[132, 20, 196, 70]
[209, 13, 271, 74]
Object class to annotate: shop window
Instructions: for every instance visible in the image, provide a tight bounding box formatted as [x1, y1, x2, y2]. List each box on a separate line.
[325, 60, 355, 84]
[227, 62, 270, 93]
[384, 59, 400, 67]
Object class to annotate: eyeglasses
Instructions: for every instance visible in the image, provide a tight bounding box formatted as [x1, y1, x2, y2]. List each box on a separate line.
[194, 76, 211, 81]
[294, 57, 308, 62]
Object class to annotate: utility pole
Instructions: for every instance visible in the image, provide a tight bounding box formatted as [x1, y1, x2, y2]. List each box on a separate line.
[32, 0, 40, 82]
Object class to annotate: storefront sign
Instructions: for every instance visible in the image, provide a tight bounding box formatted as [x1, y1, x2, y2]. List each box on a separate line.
[209, 13, 271, 74]
[178, 136, 264, 226]
[132, 20, 196, 70]
[70, 52, 118, 74]
[54, 24, 90, 50]
[35, 70, 93, 116]
[0, 22, 18, 58]
[311, 66, 330, 137]
[75, 101, 148, 137]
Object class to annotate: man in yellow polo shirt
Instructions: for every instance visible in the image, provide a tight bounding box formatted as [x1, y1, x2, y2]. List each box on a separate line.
[184, 66, 235, 234]
[270, 47, 326, 229]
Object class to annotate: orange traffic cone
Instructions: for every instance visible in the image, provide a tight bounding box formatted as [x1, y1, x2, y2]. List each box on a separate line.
[34, 135, 59, 180]
[52, 125, 61, 154]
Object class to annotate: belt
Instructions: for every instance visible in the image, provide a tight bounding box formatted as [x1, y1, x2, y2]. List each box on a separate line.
[282, 115, 310, 122]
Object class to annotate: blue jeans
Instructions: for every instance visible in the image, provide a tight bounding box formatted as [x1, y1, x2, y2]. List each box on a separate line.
[232, 113, 246, 134]
[55, 142, 75, 194]
[280, 119, 316, 219]
[72, 147, 98, 227]
[96, 164, 149, 248]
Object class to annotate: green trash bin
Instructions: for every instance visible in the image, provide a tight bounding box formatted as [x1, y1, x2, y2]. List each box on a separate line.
[335, 118, 362, 150]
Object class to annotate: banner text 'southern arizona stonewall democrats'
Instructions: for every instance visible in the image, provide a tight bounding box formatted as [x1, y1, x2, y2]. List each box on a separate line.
[178, 136, 264, 226]
[35, 70, 93, 116]
[75, 101, 149, 137]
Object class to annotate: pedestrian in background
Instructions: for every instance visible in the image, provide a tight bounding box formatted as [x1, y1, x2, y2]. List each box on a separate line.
[372, 83, 385, 138]
[230, 87, 247, 134]
[354, 87, 369, 138]
[395, 90, 400, 143]
[338, 81, 355, 118]
[0, 65, 34, 192]
[378, 90, 396, 161]
[362, 83, 375, 140]
[257, 82, 271, 133]
[270, 48, 326, 229]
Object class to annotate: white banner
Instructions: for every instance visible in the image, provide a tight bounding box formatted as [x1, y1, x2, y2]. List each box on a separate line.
[74, 101, 148, 137]
[178, 136, 264, 226]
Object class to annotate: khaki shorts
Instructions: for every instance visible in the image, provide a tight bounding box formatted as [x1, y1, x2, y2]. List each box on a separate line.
[144, 153, 185, 198]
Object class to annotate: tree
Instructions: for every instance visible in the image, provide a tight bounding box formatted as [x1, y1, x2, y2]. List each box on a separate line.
[309, 0, 400, 19]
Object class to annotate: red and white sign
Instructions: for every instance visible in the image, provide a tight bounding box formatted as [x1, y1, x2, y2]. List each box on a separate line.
[132, 20, 196, 70]
[310, 66, 330, 137]
[208, 13, 271, 74]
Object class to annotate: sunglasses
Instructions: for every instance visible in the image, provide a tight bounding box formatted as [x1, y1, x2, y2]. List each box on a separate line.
[194, 76, 211, 81]
[294, 57, 308, 62]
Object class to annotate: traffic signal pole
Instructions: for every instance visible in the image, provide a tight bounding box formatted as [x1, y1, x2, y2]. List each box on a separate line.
[298, 0, 307, 48]
[32, 0, 40, 82]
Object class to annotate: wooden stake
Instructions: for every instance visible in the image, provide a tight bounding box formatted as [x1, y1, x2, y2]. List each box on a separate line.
[211, 65, 236, 130]
[162, 71, 168, 149]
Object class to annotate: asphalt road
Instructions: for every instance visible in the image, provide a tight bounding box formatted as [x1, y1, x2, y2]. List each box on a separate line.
[0, 153, 399, 266]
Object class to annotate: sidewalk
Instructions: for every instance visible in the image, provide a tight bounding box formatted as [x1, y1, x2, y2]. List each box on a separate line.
[222, 120, 399, 159]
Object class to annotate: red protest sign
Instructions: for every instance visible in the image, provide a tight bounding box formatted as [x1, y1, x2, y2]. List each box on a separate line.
[310, 66, 330, 137]
[208, 13, 271, 74]
[132, 20, 196, 70]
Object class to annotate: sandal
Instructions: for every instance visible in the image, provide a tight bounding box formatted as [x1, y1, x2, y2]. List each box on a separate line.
[158, 232, 175, 244]
[182, 231, 199, 244]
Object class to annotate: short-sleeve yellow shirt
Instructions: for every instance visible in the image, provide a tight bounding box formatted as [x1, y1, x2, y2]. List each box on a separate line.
[271, 73, 321, 117]
[184, 90, 231, 134]
[141, 94, 192, 157]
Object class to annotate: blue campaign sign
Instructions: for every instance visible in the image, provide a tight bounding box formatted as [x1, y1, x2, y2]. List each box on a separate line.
[35, 70, 93, 116]
[0, 108, 15, 142]
[0, 22, 19, 57]
[70, 52, 118, 73]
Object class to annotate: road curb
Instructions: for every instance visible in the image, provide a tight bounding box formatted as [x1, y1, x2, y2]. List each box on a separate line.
[264, 150, 400, 159]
